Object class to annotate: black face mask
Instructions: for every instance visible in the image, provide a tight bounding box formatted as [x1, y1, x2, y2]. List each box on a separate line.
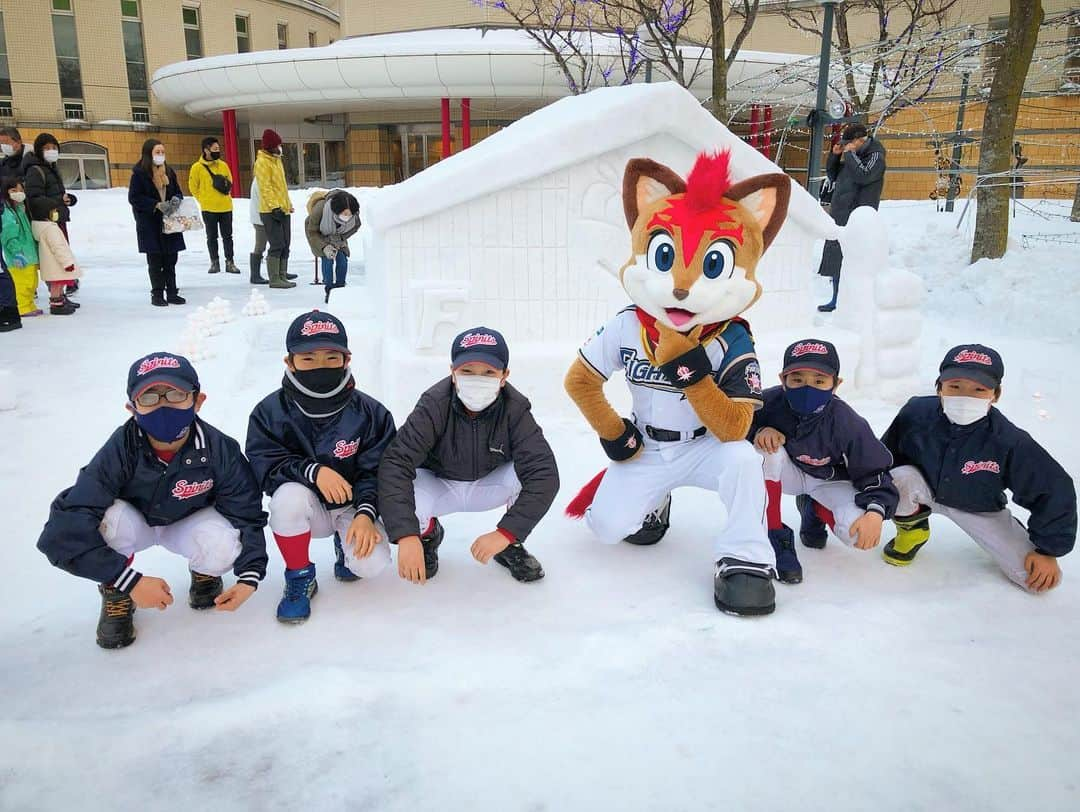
[282, 365, 354, 418]
[209, 151, 221, 160]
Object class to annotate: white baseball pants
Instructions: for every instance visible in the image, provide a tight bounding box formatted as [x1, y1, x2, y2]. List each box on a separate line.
[413, 464, 522, 532]
[101, 500, 241, 576]
[268, 482, 391, 578]
[586, 436, 773, 565]
[761, 449, 866, 546]
[892, 465, 1036, 589]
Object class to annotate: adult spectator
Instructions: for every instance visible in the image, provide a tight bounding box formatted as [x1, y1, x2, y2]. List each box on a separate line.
[253, 129, 296, 289]
[248, 178, 268, 285]
[816, 123, 886, 312]
[0, 126, 32, 183]
[189, 136, 239, 275]
[128, 139, 186, 307]
[305, 189, 360, 303]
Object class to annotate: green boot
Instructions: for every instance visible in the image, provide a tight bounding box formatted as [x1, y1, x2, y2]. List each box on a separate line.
[267, 256, 296, 289]
[883, 508, 932, 566]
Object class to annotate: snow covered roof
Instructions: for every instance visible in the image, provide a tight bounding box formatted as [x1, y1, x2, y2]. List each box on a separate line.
[363, 81, 839, 240]
[150, 27, 804, 118]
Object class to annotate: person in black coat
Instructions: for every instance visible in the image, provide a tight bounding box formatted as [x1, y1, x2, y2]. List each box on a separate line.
[0, 126, 34, 184]
[23, 133, 76, 229]
[816, 123, 886, 312]
[378, 327, 559, 585]
[128, 138, 186, 306]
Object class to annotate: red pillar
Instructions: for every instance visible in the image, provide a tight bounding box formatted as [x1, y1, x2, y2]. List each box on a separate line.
[749, 105, 761, 151]
[762, 105, 773, 160]
[441, 98, 451, 159]
[461, 98, 471, 149]
[221, 108, 241, 198]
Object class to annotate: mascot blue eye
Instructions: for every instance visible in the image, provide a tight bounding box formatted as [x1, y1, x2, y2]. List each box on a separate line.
[702, 240, 735, 280]
[646, 232, 675, 273]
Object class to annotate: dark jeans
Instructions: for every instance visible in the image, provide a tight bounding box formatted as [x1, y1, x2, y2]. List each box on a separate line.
[0, 266, 16, 309]
[320, 252, 348, 288]
[263, 210, 291, 262]
[203, 210, 234, 262]
[147, 252, 179, 295]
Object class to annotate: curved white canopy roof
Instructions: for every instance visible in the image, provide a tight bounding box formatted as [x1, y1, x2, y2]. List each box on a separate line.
[150, 28, 807, 119]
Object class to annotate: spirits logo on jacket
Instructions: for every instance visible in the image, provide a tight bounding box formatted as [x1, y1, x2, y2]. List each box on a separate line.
[300, 319, 340, 337]
[796, 454, 832, 466]
[460, 332, 498, 349]
[172, 479, 214, 500]
[953, 349, 993, 366]
[791, 342, 829, 357]
[333, 439, 360, 459]
[961, 460, 1000, 475]
[137, 356, 181, 376]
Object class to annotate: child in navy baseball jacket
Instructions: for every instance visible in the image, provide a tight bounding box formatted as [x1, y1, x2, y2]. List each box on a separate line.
[377, 327, 559, 585]
[246, 310, 396, 623]
[750, 339, 898, 583]
[37, 352, 268, 650]
[881, 344, 1076, 591]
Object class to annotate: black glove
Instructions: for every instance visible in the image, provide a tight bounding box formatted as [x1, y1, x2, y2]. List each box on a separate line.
[271, 207, 284, 217]
[600, 418, 644, 462]
[66, 192, 78, 207]
[659, 344, 712, 390]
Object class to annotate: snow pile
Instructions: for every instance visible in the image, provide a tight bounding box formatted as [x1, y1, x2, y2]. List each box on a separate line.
[241, 288, 271, 317]
[178, 297, 235, 360]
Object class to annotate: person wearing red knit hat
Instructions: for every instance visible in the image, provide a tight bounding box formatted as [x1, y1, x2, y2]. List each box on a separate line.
[253, 128, 297, 288]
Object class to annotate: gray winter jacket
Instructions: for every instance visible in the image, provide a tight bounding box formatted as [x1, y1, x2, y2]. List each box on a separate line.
[377, 378, 559, 543]
[825, 136, 887, 225]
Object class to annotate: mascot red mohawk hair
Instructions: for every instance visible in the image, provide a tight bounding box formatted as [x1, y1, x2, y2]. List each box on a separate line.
[565, 150, 791, 616]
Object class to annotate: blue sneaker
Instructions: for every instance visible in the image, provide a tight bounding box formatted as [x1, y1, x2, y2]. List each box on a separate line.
[333, 533, 360, 582]
[768, 525, 803, 584]
[796, 494, 828, 549]
[276, 564, 318, 624]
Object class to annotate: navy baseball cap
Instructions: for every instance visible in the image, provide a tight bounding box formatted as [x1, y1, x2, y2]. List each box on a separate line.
[451, 326, 509, 370]
[938, 344, 1003, 389]
[781, 339, 840, 378]
[286, 310, 349, 354]
[127, 352, 200, 400]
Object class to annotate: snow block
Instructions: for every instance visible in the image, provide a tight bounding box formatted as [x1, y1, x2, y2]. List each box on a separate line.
[875, 345, 922, 380]
[875, 269, 926, 310]
[873, 310, 922, 348]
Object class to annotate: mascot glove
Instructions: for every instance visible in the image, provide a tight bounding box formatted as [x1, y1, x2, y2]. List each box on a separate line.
[659, 344, 712, 390]
[600, 418, 644, 462]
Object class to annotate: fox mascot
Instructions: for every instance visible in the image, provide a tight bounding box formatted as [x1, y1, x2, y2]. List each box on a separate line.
[565, 150, 791, 616]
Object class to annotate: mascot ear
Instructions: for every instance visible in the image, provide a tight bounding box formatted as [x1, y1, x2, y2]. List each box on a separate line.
[725, 174, 791, 251]
[623, 159, 687, 229]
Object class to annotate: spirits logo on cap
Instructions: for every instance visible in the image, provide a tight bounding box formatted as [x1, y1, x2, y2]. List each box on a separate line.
[300, 319, 340, 337]
[460, 333, 498, 349]
[137, 356, 181, 376]
[953, 349, 992, 366]
[791, 342, 829, 357]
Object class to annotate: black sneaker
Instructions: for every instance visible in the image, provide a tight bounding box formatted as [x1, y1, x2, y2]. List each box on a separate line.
[493, 542, 545, 582]
[97, 585, 136, 649]
[188, 571, 223, 609]
[623, 494, 672, 546]
[713, 558, 777, 616]
[420, 519, 444, 579]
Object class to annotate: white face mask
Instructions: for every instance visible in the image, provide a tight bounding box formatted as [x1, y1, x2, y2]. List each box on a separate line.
[152, 153, 166, 166]
[336, 213, 352, 224]
[9, 191, 25, 203]
[941, 395, 991, 426]
[454, 375, 502, 412]
[43, 149, 59, 163]
[0, 143, 13, 157]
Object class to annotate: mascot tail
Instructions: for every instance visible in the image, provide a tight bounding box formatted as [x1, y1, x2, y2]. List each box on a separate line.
[565, 469, 607, 519]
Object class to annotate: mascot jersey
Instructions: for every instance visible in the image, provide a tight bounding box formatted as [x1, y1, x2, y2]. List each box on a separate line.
[579, 306, 763, 435]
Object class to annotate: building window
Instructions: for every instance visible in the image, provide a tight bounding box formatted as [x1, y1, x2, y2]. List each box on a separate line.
[0, 102, 12, 118]
[131, 105, 150, 123]
[277, 23, 288, 50]
[183, 6, 202, 60]
[308, 31, 317, 47]
[52, 0, 83, 101]
[121, 1, 148, 104]
[63, 101, 85, 120]
[236, 15, 250, 53]
[0, 11, 12, 102]
[57, 140, 110, 190]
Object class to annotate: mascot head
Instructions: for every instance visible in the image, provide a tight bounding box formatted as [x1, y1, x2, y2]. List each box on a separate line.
[620, 151, 791, 332]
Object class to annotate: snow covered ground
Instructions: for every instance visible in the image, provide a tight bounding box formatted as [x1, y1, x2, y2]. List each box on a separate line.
[1, 190, 1078, 811]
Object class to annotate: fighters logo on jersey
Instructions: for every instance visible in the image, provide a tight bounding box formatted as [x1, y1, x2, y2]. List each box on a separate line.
[460, 332, 498, 349]
[620, 348, 673, 387]
[791, 342, 829, 357]
[744, 361, 763, 395]
[953, 349, 993, 366]
[961, 460, 1000, 475]
[137, 356, 181, 376]
[796, 454, 832, 466]
[333, 439, 360, 459]
[300, 319, 340, 337]
[172, 479, 214, 500]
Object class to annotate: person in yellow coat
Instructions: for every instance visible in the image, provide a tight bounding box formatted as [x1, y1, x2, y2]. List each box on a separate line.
[188, 137, 239, 276]
[253, 129, 296, 289]
[1, 177, 41, 316]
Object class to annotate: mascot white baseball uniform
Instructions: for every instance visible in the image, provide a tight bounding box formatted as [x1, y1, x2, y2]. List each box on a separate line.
[565, 150, 791, 616]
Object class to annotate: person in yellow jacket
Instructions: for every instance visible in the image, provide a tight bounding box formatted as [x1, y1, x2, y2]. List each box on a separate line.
[253, 129, 296, 289]
[188, 137, 239, 276]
